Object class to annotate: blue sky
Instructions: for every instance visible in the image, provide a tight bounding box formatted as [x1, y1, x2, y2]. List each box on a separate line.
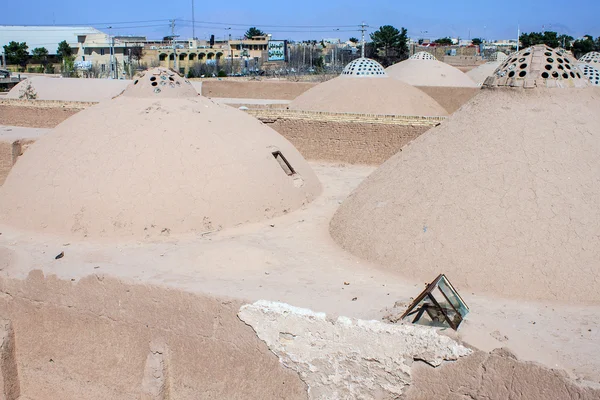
[3, 0, 600, 42]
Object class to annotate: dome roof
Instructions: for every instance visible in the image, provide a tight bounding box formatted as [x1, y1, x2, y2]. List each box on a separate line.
[484, 46, 589, 88]
[288, 75, 447, 116]
[6, 76, 130, 102]
[466, 61, 502, 86]
[578, 63, 600, 86]
[125, 68, 197, 98]
[330, 87, 600, 304]
[0, 73, 321, 239]
[579, 51, 600, 64]
[341, 58, 387, 77]
[410, 52, 437, 60]
[489, 51, 508, 62]
[385, 59, 478, 88]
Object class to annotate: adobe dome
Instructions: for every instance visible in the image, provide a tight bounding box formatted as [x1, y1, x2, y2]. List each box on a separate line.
[385, 59, 478, 87]
[340, 57, 387, 77]
[0, 68, 321, 239]
[289, 59, 447, 116]
[330, 81, 600, 303]
[124, 67, 197, 98]
[466, 61, 502, 86]
[484, 46, 589, 88]
[410, 52, 437, 60]
[578, 63, 600, 86]
[489, 51, 508, 62]
[579, 51, 600, 64]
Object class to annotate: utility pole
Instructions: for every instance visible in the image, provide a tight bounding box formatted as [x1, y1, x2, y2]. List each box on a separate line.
[226, 27, 232, 75]
[359, 22, 368, 58]
[170, 19, 178, 71]
[191, 0, 196, 39]
[108, 26, 115, 79]
[516, 25, 520, 52]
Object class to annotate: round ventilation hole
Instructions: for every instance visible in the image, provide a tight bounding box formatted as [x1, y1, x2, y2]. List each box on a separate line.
[547, 58, 554, 63]
[541, 72, 549, 78]
[519, 57, 526, 62]
[570, 72, 575, 78]
[545, 52, 552, 56]
[150, 77, 156, 81]
[552, 71, 559, 78]
[519, 71, 527, 77]
[562, 73, 568, 79]
[557, 58, 563, 63]
[545, 64, 552, 70]
[151, 82, 158, 86]
[508, 71, 515, 77]
[169, 77, 174, 81]
[134, 80, 139, 85]
[520, 63, 527, 69]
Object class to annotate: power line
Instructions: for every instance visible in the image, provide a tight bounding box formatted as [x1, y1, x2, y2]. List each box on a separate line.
[177, 19, 358, 29]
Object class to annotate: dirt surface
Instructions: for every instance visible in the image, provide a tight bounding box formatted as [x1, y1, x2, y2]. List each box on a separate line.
[1, 162, 598, 387]
[202, 80, 317, 100]
[0, 105, 78, 128]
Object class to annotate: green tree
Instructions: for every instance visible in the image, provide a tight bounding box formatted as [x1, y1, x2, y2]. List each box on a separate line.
[557, 34, 574, 50]
[348, 37, 359, 44]
[471, 38, 483, 45]
[519, 31, 560, 48]
[3, 41, 29, 68]
[57, 40, 73, 59]
[571, 35, 596, 58]
[245, 27, 265, 39]
[434, 37, 454, 45]
[32, 47, 49, 66]
[370, 25, 408, 65]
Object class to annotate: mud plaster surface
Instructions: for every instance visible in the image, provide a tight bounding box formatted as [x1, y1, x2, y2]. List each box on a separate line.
[0, 162, 598, 386]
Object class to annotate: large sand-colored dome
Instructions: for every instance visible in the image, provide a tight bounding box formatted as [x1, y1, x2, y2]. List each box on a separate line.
[0, 68, 321, 239]
[385, 59, 478, 88]
[485, 46, 589, 88]
[466, 61, 502, 86]
[330, 60, 600, 303]
[289, 59, 447, 116]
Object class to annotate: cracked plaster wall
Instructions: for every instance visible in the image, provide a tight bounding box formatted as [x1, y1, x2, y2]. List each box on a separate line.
[238, 300, 472, 399]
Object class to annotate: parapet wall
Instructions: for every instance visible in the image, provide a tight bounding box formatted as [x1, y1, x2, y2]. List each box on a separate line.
[250, 109, 444, 165]
[0, 140, 32, 185]
[0, 269, 306, 400]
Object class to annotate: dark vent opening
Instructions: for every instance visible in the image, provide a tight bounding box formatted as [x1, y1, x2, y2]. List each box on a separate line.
[272, 151, 296, 176]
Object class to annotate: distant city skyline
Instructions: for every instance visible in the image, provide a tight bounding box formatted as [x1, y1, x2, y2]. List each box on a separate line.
[3, 0, 599, 42]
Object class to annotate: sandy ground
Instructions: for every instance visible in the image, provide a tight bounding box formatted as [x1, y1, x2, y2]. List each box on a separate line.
[0, 161, 598, 386]
[0, 106, 79, 128]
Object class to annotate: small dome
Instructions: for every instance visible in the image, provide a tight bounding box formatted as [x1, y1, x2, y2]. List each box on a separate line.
[578, 63, 600, 86]
[341, 58, 387, 77]
[489, 51, 508, 62]
[124, 67, 197, 98]
[410, 52, 437, 60]
[484, 45, 589, 88]
[579, 51, 600, 64]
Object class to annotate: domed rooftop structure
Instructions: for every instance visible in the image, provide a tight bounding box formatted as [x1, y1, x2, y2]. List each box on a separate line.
[341, 57, 387, 77]
[466, 61, 502, 86]
[579, 51, 600, 64]
[385, 58, 478, 88]
[330, 46, 600, 304]
[0, 68, 321, 239]
[289, 58, 447, 116]
[484, 46, 589, 88]
[409, 52, 437, 61]
[578, 63, 600, 86]
[489, 51, 508, 62]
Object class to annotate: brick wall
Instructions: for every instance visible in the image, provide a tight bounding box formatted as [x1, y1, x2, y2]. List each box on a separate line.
[263, 118, 434, 165]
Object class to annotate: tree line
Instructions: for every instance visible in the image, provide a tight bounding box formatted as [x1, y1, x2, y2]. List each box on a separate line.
[2, 40, 74, 74]
[519, 31, 600, 58]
